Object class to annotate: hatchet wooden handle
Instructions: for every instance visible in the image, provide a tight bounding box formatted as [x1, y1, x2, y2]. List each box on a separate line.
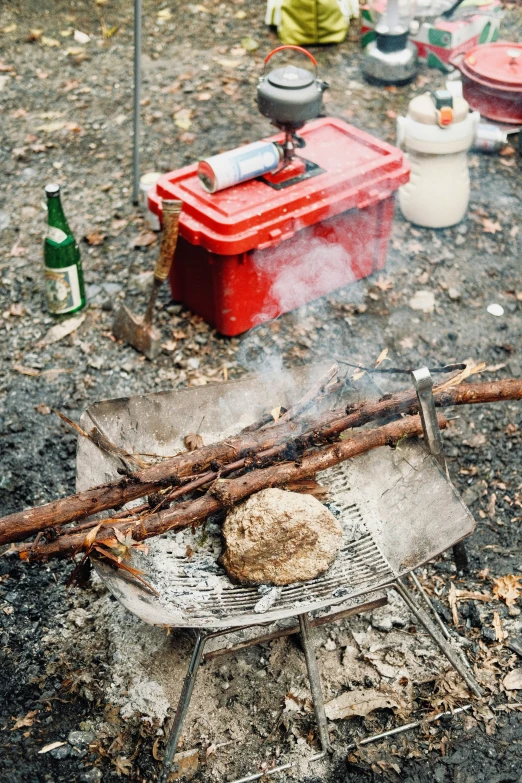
[143, 199, 183, 326]
[154, 199, 183, 282]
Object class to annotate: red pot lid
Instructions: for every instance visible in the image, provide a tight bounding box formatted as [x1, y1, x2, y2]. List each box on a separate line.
[461, 42, 522, 92]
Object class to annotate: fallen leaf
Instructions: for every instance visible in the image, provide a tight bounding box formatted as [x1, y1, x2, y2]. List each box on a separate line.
[503, 669, 522, 690]
[374, 276, 393, 292]
[36, 313, 86, 347]
[131, 231, 156, 248]
[9, 302, 25, 317]
[37, 120, 67, 133]
[83, 523, 102, 551]
[157, 8, 172, 19]
[325, 688, 406, 720]
[449, 582, 458, 626]
[113, 756, 132, 776]
[374, 348, 389, 368]
[35, 403, 52, 415]
[482, 218, 502, 234]
[73, 30, 90, 44]
[12, 710, 38, 730]
[241, 36, 259, 52]
[174, 107, 193, 130]
[41, 36, 60, 48]
[493, 575, 522, 607]
[184, 432, 204, 451]
[13, 364, 40, 377]
[493, 611, 505, 642]
[351, 368, 365, 382]
[38, 741, 67, 754]
[103, 23, 119, 38]
[284, 689, 313, 713]
[270, 405, 283, 422]
[436, 360, 486, 393]
[85, 230, 106, 245]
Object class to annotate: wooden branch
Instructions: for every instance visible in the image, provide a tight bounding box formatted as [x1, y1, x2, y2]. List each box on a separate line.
[1, 378, 521, 547]
[18, 413, 445, 561]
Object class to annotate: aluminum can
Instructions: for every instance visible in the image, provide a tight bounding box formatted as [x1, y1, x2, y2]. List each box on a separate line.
[472, 123, 509, 152]
[198, 141, 282, 194]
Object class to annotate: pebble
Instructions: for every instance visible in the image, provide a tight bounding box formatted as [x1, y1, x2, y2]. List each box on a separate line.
[0, 210, 9, 231]
[68, 729, 96, 747]
[79, 770, 102, 783]
[448, 287, 461, 301]
[324, 638, 336, 651]
[50, 744, 71, 760]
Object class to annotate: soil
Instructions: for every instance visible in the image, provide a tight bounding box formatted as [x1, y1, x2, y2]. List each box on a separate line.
[1, 1, 522, 782]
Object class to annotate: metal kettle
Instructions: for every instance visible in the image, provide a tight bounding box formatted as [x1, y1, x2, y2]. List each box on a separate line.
[257, 46, 328, 131]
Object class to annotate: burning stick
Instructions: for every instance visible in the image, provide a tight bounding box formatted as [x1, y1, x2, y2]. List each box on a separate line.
[1, 377, 521, 548]
[17, 413, 446, 561]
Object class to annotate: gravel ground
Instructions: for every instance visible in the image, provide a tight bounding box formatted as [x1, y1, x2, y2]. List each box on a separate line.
[1, 1, 522, 782]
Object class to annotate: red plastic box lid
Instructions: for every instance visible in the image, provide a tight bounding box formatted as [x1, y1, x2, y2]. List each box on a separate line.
[150, 117, 409, 256]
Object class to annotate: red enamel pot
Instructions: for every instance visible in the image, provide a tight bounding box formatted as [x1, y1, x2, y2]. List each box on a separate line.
[451, 42, 522, 124]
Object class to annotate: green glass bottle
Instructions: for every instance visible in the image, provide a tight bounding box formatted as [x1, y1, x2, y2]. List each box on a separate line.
[43, 183, 86, 315]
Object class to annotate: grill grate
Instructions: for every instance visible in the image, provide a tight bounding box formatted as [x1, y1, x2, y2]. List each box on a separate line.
[136, 461, 395, 625]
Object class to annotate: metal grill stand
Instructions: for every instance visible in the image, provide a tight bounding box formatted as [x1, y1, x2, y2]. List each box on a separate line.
[158, 613, 333, 783]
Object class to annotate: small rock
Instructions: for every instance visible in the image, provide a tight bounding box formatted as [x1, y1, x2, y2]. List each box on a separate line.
[221, 489, 342, 586]
[68, 729, 96, 747]
[448, 287, 461, 301]
[79, 769, 102, 783]
[187, 357, 200, 370]
[371, 614, 393, 632]
[50, 744, 71, 760]
[409, 290, 435, 313]
[455, 235, 466, 246]
[324, 638, 337, 651]
[102, 282, 122, 295]
[0, 210, 9, 231]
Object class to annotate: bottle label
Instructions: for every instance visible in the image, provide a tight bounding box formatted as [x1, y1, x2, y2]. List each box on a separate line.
[44, 264, 82, 314]
[47, 226, 68, 244]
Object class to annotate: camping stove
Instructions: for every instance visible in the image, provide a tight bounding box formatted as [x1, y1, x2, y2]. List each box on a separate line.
[198, 46, 328, 194]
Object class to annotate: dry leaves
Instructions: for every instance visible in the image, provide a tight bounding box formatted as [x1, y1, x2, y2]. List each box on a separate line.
[11, 710, 38, 730]
[113, 756, 133, 776]
[184, 432, 204, 451]
[448, 582, 458, 626]
[36, 313, 86, 347]
[131, 231, 156, 248]
[325, 687, 409, 720]
[493, 611, 506, 642]
[503, 669, 522, 690]
[374, 347, 389, 368]
[482, 218, 502, 234]
[38, 741, 67, 754]
[85, 229, 106, 246]
[492, 574, 522, 607]
[174, 108, 193, 130]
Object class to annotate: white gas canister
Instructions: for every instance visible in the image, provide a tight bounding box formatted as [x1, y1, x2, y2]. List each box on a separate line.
[397, 90, 479, 228]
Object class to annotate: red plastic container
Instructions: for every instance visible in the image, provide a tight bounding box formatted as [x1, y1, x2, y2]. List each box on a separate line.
[149, 118, 409, 336]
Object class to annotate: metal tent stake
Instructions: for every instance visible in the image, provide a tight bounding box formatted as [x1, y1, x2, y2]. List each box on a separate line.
[412, 367, 469, 574]
[132, 0, 142, 205]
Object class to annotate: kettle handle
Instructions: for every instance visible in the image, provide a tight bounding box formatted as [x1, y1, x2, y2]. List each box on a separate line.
[263, 45, 318, 77]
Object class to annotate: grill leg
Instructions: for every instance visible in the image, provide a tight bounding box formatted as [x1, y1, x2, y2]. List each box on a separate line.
[393, 580, 482, 698]
[158, 631, 207, 783]
[452, 541, 470, 575]
[298, 613, 332, 754]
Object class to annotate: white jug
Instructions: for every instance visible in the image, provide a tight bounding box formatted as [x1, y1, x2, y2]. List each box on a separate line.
[397, 90, 479, 228]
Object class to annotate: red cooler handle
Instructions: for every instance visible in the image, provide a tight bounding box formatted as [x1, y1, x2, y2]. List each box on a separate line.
[263, 46, 318, 78]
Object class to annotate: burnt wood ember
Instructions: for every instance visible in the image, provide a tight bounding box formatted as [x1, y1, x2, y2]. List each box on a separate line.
[1, 377, 521, 549]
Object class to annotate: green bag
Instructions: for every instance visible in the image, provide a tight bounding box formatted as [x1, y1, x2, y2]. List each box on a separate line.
[266, 0, 350, 46]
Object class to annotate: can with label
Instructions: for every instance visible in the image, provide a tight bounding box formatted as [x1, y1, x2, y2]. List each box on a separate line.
[472, 123, 509, 152]
[198, 141, 283, 194]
